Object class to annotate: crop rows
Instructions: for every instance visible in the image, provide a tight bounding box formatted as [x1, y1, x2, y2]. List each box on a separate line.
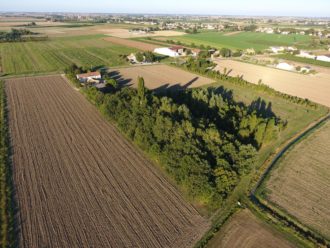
[5, 75, 209, 247]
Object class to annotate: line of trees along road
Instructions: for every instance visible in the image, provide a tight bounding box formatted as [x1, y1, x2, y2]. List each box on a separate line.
[0, 80, 15, 248]
[74, 73, 284, 210]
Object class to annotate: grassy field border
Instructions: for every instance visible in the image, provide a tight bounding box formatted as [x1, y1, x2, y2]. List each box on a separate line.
[0, 80, 16, 248]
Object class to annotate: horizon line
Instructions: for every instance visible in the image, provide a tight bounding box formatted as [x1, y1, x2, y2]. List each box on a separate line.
[1, 11, 329, 19]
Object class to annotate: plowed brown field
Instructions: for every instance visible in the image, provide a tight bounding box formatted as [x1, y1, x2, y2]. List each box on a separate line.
[6, 75, 209, 248]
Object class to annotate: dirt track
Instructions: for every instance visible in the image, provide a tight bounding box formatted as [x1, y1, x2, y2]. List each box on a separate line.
[104, 37, 159, 51]
[6, 75, 209, 248]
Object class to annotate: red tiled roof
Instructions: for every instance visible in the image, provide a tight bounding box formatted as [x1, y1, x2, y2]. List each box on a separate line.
[77, 71, 101, 78]
[170, 46, 184, 51]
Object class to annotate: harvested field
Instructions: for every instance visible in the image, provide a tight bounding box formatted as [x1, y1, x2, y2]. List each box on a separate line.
[207, 209, 294, 248]
[102, 28, 185, 38]
[265, 120, 330, 239]
[104, 37, 159, 51]
[6, 75, 209, 248]
[109, 64, 214, 90]
[214, 59, 330, 107]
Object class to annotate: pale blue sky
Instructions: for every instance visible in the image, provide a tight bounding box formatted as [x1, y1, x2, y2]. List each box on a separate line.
[2, 0, 330, 17]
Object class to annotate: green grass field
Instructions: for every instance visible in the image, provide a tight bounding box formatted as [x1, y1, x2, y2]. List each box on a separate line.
[167, 31, 312, 51]
[0, 35, 137, 76]
[273, 54, 330, 67]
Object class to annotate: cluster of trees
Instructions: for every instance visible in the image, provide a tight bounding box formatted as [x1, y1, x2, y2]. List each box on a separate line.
[0, 29, 46, 42]
[135, 51, 157, 63]
[166, 39, 216, 51]
[77, 75, 284, 209]
[184, 28, 199, 34]
[243, 24, 258, 32]
[219, 48, 232, 57]
[178, 58, 318, 108]
[0, 80, 15, 247]
[219, 48, 242, 58]
[185, 57, 216, 71]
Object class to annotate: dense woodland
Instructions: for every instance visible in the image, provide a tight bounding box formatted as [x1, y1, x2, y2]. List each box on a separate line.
[66, 65, 284, 208]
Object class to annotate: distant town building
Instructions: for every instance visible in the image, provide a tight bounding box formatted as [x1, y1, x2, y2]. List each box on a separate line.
[270, 46, 285, 53]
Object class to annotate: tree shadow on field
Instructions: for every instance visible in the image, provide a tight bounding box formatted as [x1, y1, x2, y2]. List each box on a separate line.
[249, 97, 276, 119]
[153, 77, 200, 93]
[214, 86, 235, 103]
[107, 70, 133, 88]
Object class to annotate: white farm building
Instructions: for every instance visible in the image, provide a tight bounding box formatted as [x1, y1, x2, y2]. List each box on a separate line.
[154, 46, 185, 57]
[154, 47, 179, 57]
[276, 62, 295, 71]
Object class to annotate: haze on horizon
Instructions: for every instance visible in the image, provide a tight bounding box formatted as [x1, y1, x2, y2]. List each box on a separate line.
[1, 0, 330, 17]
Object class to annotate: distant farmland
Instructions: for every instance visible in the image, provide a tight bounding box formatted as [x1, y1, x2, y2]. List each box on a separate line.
[207, 209, 295, 248]
[6, 75, 209, 247]
[0, 35, 137, 75]
[264, 120, 330, 239]
[166, 32, 311, 50]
